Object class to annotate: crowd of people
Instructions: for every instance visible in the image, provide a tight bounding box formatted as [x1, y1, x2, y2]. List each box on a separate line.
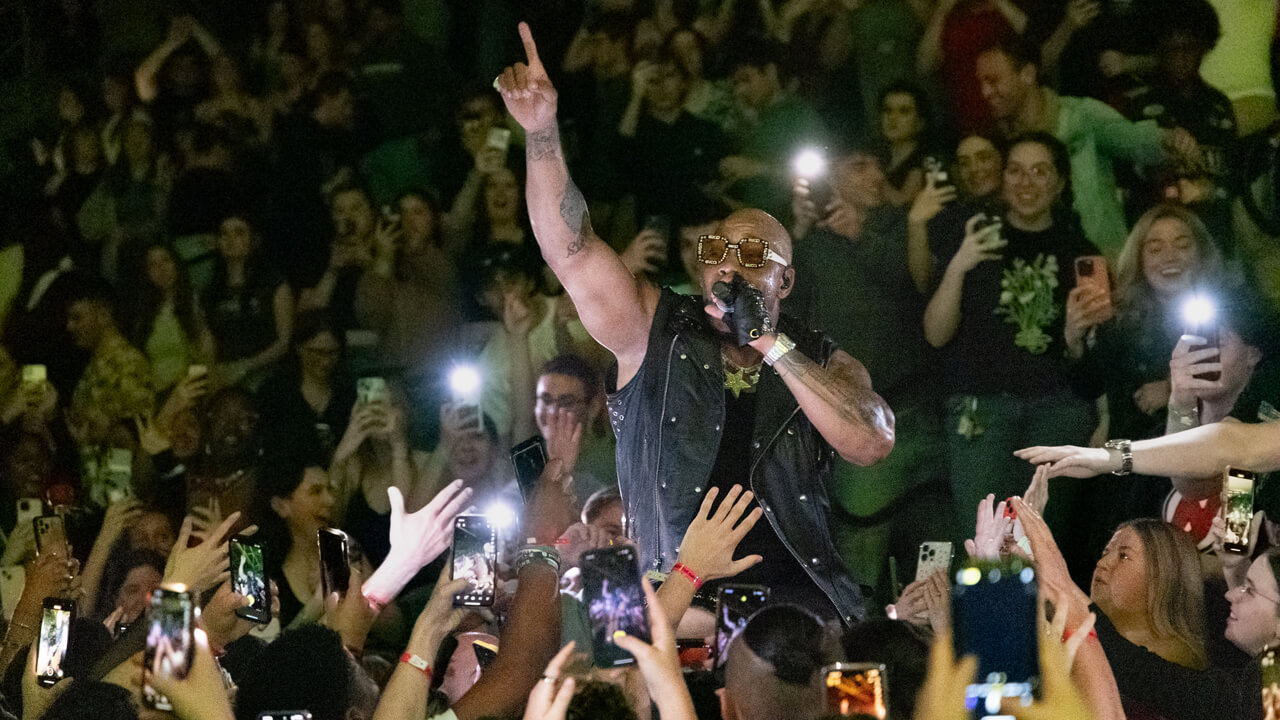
[1, 0, 1280, 718]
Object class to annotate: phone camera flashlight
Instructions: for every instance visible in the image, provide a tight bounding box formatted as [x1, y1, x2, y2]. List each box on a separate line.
[793, 148, 826, 179]
[449, 365, 482, 399]
[485, 502, 517, 530]
[1181, 294, 1216, 327]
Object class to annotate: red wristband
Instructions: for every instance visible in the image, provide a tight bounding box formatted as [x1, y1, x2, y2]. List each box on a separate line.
[671, 562, 703, 590]
[1061, 627, 1098, 643]
[400, 652, 433, 679]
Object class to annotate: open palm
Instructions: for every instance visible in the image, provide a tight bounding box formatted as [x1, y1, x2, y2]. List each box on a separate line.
[495, 22, 559, 131]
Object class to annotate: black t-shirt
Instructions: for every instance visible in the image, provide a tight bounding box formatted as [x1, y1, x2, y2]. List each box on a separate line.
[705, 388, 813, 592]
[932, 216, 1100, 396]
[625, 111, 727, 222]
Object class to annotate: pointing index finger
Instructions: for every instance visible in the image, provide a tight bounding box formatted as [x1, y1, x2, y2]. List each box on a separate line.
[518, 22, 543, 72]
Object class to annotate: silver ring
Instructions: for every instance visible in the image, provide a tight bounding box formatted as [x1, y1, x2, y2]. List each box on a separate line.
[541, 675, 559, 684]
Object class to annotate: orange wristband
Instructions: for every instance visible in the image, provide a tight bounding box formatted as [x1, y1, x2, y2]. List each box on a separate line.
[401, 652, 433, 679]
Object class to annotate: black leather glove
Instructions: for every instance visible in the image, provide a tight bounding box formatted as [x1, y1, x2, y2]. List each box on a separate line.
[712, 275, 775, 347]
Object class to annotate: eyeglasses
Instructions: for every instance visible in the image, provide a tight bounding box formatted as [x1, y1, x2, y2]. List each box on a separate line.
[1004, 163, 1057, 184]
[697, 235, 789, 269]
[1238, 580, 1280, 605]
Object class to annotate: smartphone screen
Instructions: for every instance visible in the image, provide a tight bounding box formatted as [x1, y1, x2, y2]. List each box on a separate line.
[35, 598, 74, 687]
[510, 435, 548, 502]
[823, 662, 888, 719]
[952, 561, 1038, 718]
[581, 545, 650, 667]
[451, 515, 498, 607]
[143, 588, 194, 710]
[1223, 467, 1258, 553]
[104, 448, 133, 504]
[318, 529, 350, 600]
[916, 542, 954, 582]
[230, 536, 271, 623]
[714, 585, 770, 670]
[33, 516, 69, 558]
[356, 377, 389, 407]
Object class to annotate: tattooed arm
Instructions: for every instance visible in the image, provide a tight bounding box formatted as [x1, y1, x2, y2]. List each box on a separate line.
[496, 23, 659, 383]
[771, 346, 895, 465]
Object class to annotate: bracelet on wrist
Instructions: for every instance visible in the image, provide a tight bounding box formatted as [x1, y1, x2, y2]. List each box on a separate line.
[400, 652, 433, 679]
[670, 562, 703, 590]
[763, 333, 796, 366]
[516, 546, 561, 574]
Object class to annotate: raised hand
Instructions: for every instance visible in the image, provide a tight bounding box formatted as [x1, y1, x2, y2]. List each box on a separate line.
[908, 173, 957, 226]
[672, 485, 763, 583]
[1168, 334, 1222, 412]
[495, 23, 559, 132]
[148, 628, 237, 720]
[386, 480, 473, 570]
[1014, 446, 1112, 479]
[164, 511, 245, 595]
[911, 634, 977, 720]
[1022, 463, 1050, 517]
[964, 494, 1010, 561]
[543, 406, 584, 474]
[949, 214, 1005, 275]
[522, 642, 577, 720]
[620, 229, 667, 276]
[1063, 285, 1110, 356]
[613, 580, 699, 720]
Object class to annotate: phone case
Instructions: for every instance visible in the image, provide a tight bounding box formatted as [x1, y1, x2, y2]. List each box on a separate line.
[916, 541, 953, 582]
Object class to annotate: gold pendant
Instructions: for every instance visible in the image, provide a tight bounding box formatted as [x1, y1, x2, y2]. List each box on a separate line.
[724, 366, 757, 399]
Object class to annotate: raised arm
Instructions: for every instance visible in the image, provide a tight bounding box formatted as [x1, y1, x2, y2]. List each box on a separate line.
[1017, 421, 1280, 479]
[496, 23, 660, 381]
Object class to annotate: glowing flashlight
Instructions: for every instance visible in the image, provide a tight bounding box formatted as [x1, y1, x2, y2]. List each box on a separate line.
[485, 502, 517, 531]
[449, 365, 482, 401]
[1180, 293, 1216, 327]
[792, 148, 826, 179]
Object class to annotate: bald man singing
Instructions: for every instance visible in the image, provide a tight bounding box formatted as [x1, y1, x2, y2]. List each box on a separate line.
[495, 23, 894, 624]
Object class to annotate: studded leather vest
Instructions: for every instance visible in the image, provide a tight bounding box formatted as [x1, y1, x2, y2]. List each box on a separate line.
[606, 289, 866, 624]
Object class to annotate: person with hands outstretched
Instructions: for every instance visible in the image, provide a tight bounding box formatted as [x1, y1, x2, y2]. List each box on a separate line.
[496, 22, 893, 625]
[371, 566, 469, 720]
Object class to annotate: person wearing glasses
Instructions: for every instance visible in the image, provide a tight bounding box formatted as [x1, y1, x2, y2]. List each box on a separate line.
[494, 23, 894, 624]
[924, 132, 1101, 571]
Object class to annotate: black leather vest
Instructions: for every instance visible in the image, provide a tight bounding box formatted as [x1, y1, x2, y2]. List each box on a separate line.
[606, 289, 866, 624]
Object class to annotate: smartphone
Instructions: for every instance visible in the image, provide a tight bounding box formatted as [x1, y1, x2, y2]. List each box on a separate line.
[1183, 296, 1220, 382]
[33, 515, 69, 558]
[924, 156, 950, 188]
[473, 640, 498, 670]
[451, 515, 498, 607]
[21, 365, 46, 397]
[1074, 254, 1112, 310]
[356, 377, 390, 407]
[1261, 645, 1280, 720]
[257, 714, 313, 720]
[1223, 467, 1258, 554]
[35, 597, 75, 687]
[952, 561, 1038, 718]
[916, 541, 954, 582]
[16, 498, 43, 527]
[318, 528, 350, 600]
[103, 448, 134, 504]
[230, 536, 271, 623]
[581, 545, 651, 667]
[714, 584, 770, 670]
[143, 588, 195, 710]
[823, 662, 888, 719]
[0, 566, 26, 620]
[974, 213, 1003, 242]
[510, 435, 548, 502]
[486, 127, 512, 156]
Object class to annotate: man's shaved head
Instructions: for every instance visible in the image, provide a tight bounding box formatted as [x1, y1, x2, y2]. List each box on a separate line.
[716, 208, 792, 265]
